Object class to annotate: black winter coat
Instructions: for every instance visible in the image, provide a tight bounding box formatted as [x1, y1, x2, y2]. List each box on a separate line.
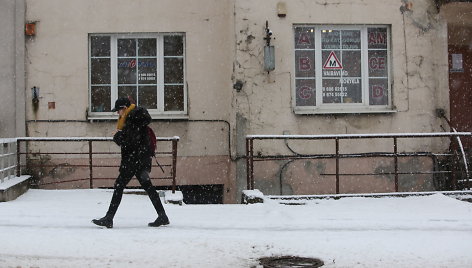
[113, 107, 153, 176]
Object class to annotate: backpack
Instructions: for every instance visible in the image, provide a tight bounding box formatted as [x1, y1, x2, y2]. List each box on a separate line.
[147, 126, 157, 157]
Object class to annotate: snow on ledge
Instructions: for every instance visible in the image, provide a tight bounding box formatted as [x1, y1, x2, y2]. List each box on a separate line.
[0, 175, 31, 190]
[0, 138, 18, 143]
[242, 189, 264, 199]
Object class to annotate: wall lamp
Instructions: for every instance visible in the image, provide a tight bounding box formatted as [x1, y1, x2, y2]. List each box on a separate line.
[264, 21, 275, 72]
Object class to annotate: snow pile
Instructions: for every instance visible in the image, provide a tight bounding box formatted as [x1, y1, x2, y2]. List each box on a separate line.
[164, 190, 183, 204]
[242, 189, 264, 199]
[241, 189, 265, 204]
[0, 189, 471, 267]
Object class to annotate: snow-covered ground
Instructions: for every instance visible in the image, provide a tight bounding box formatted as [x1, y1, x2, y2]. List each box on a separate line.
[1, 189, 472, 268]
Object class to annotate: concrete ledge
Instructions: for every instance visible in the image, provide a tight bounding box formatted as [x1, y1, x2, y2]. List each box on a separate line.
[266, 190, 472, 201]
[0, 176, 31, 202]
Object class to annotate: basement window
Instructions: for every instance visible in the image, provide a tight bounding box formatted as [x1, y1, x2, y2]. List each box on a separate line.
[88, 33, 187, 119]
[293, 25, 393, 114]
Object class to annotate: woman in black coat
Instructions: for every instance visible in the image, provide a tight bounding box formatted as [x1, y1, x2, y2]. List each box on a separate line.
[92, 98, 169, 228]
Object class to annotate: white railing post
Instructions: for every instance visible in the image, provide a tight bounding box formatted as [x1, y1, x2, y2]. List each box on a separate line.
[1, 141, 4, 184]
[8, 141, 14, 179]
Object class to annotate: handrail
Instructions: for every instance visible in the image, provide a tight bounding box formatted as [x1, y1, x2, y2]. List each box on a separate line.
[16, 136, 180, 193]
[436, 110, 471, 187]
[246, 132, 472, 194]
[0, 139, 17, 184]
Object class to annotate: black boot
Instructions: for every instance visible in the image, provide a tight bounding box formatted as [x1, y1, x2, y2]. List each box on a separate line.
[148, 215, 169, 227]
[92, 216, 113, 228]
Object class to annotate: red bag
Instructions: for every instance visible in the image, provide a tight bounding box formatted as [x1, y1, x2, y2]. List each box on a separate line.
[147, 126, 165, 173]
[147, 126, 157, 156]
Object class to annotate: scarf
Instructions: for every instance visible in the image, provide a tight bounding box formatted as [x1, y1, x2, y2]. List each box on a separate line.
[116, 104, 136, 130]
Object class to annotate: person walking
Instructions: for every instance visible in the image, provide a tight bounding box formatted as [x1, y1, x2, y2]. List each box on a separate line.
[92, 97, 169, 228]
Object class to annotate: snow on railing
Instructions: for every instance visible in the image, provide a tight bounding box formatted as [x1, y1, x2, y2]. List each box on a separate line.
[0, 138, 18, 184]
[246, 132, 472, 139]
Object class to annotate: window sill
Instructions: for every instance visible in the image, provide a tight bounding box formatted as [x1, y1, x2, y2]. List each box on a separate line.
[293, 107, 397, 115]
[87, 113, 189, 121]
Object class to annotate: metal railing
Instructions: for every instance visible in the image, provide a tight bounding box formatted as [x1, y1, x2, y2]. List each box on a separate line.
[16, 136, 180, 192]
[0, 138, 18, 183]
[246, 132, 472, 194]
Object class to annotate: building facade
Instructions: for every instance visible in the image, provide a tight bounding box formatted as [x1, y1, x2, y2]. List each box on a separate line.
[16, 0, 472, 203]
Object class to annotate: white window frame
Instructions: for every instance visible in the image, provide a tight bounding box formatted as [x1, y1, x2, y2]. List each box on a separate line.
[88, 33, 187, 120]
[293, 25, 393, 114]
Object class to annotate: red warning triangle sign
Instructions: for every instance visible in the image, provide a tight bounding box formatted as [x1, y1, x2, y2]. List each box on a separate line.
[323, 51, 343, 69]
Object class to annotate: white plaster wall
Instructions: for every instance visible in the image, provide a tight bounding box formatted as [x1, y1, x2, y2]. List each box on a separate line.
[25, 0, 234, 125]
[25, 0, 234, 156]
[0, 0, 25, 138]
[232, 0, 450, 154]
[25, 0, 236, 202]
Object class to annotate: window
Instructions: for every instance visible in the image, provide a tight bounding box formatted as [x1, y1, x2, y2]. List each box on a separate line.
[89, 33, 186, 118]
[294, 25, 391, 114]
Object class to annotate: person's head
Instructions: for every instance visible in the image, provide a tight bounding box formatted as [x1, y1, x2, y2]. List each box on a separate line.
[111, 98, 131, 115]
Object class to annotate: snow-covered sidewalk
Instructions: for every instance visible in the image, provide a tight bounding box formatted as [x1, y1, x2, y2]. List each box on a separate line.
[0, 189, 472, 267]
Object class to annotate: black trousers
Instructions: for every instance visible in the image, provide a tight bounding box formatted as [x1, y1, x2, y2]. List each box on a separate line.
[105, 169, 166, 219]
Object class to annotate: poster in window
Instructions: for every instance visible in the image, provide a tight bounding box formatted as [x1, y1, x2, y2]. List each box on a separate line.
[138, 59, 157, 84]
[321, 30, 340, 50]
[343, 81, 362, 103]
[369, 79, 388, 105]
[322, 79, 342, 104]
[321, 31, 363, 104]
[368, 50, 388, 77]
[294, 27, 315, 49]
[118, 59, 137, 84]
[368, 28, 387, 49]
[296, 79, 316, 106]
[322, 51, 344, 77]
[341, 30, 361, 50]
[342, 51, 361, 77]
[295, 50, 315, 77]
